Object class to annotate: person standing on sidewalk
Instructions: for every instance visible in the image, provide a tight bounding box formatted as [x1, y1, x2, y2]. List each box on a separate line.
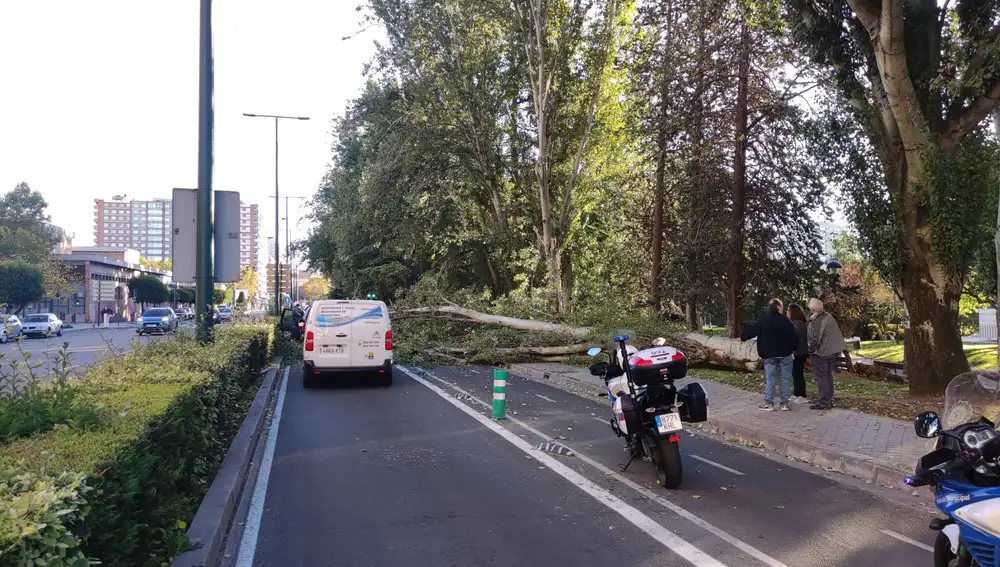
[807, 298, 846, 410]
[787, 303, 810, 404]
[741, 298, 797, 411]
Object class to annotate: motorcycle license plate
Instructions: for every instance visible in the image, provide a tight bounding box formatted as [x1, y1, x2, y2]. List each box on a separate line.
[655, 413, 682, 434]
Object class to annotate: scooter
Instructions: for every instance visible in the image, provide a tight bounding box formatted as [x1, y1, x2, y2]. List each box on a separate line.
[586, 334, 708, 489]
[906, 371, 1000, 566]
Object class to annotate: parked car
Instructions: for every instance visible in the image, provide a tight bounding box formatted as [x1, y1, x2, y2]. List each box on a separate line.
[279, 307, 306, 341]
[21, 313, 63, 338]
[3, 315, 22, 338]
[302, 299, 393, 387]
[136, 307, 178, 335]
[0, 315, 21, 344]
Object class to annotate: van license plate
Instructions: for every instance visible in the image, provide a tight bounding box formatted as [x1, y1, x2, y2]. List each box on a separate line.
[320, 347, 345, 355]
[654, 413, 682, 434]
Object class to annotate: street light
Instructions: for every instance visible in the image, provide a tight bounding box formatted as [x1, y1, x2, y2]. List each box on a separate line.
[243, 113, 310, 313]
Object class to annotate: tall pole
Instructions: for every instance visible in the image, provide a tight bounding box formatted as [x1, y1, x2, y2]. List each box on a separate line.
[195, 0, 215, 341]
[285, 195, 290, 302]
[242, 114, 309, 312]
[274, 117, 280, 313]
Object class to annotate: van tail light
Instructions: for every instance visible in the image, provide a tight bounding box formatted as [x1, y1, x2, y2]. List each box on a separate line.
[385, 330, 393, 351]
[305, 330, 314, 351]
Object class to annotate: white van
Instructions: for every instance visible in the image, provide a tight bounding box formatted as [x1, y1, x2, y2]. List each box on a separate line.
[302, 299, 393, 387]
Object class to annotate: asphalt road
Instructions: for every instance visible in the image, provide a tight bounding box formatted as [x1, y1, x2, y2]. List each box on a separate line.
[237, 365, 942, 567]
[0, 324, 183, 376]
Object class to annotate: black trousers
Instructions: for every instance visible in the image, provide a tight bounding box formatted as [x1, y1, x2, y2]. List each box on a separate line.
[792, 355, 808, 397]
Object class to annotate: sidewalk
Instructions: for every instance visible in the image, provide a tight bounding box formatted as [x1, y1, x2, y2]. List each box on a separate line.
[508, 362, 927, 496]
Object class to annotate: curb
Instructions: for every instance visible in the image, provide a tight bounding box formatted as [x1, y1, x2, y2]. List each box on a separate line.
[506, 363, 930, 503]
[171, 361, 281, 567]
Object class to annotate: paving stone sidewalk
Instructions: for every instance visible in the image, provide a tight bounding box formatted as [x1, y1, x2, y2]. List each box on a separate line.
[508, 362, 928, 495]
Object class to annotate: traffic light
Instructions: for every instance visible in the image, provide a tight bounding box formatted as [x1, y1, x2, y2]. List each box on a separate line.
[366, 293, 377, 300]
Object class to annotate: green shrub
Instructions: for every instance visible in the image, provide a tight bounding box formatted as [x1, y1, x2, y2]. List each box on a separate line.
[0, 464, 91, 566]
[0, 345, 104, 444]
[0, 324, 274, 566]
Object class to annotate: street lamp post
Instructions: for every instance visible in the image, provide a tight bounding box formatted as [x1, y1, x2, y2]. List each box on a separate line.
[243, 113, 309, 314]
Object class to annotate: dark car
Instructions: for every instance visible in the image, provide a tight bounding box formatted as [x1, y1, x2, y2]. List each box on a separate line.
[279, 307, 306, 341]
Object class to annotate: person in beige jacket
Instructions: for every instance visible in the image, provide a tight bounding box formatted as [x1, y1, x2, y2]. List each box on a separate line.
[807, 298, 846, 410]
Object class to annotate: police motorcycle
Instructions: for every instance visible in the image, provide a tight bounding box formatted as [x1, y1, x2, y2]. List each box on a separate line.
[907, 370, 1000, 566]
[586, 334, 708, 488]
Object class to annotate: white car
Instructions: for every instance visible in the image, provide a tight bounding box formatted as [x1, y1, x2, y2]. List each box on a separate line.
[1, 315, 22, 343]
[216, 305, 233, 322]
[302, 299, 393, 388]
[21, 313, 63, 338]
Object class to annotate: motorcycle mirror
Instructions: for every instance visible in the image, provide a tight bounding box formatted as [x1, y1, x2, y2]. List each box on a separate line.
[586, 347, 602, 357]
[914, 411, 942, 438]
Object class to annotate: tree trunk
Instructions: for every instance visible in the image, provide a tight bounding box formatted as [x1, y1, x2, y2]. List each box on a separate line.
[649, 0, 673, 312]
[402, 305, 593, 337]
[726, 20, 751, 339]
[650, 119, 666, 311]
[561, 252, 573, 314]
[686, 301, 698, 331]
[995, 109, 1000, 368]
[900, 257, 969, 393]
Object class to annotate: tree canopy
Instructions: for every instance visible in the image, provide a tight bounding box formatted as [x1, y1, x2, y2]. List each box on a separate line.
[127, 276, 169, 308]
[0, 261, 45, 315]
[303, 0, 1000, 392]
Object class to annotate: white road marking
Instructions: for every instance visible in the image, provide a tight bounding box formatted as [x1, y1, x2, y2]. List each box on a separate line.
[689, 455, 745, 476]
[593, 416, 610, 424]
[535, 394, 557, 403]
[880, 529, 933, 553]
[416, 369, 789, 567]
[235, 365, 290, 567]
[398, 366, 727, 567]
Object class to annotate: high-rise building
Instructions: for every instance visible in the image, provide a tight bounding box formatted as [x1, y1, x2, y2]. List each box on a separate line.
[240, 203, 261, 269]
[94, 196, 261, 266]
[93, 196, 172, 260]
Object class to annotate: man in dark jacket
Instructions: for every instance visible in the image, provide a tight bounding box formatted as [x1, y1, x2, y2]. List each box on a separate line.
[741, 298, 798, 411]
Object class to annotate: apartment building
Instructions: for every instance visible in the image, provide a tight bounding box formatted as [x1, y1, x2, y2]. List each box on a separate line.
[94, 196, 172, 260]
[240, 203, 261, 269]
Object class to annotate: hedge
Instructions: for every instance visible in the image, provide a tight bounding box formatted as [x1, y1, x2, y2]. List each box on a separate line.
[0, 324, 274, 566]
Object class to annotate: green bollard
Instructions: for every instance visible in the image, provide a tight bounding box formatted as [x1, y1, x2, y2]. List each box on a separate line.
[492, 369, 507, 420]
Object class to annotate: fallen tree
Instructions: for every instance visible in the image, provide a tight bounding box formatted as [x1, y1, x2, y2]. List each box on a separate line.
[403, 305, 592, 338]
[401, 305, 762, 371]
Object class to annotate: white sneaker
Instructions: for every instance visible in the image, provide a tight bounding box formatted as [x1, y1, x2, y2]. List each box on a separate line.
[790, 396, 809, 404]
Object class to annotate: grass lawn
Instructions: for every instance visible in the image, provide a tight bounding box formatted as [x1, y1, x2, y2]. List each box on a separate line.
[690, 367, 942, 421]
[856, 340, 996, 369]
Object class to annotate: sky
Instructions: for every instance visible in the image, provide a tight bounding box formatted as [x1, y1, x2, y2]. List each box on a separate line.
[0, 1, 380, 253]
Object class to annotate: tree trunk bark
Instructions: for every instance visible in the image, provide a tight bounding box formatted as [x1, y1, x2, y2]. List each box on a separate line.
[726, 21, 751, 339]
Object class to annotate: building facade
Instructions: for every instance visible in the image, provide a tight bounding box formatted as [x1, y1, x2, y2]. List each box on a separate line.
[94, 196, 172, 260]
[267, 263, 293, 295]
[240, 203, 261, 269]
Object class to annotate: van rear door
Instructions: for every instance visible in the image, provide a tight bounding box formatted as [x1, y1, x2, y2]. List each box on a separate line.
[312, 301, 357, 368]
[348, 301, 389, 368]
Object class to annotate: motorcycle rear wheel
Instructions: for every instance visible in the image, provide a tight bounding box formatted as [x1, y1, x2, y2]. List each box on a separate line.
[647, 433, 683, 489]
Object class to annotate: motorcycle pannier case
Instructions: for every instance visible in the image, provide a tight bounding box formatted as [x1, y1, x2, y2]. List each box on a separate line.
[630, 346, 688, 386]
[677, 382, 708, 423]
